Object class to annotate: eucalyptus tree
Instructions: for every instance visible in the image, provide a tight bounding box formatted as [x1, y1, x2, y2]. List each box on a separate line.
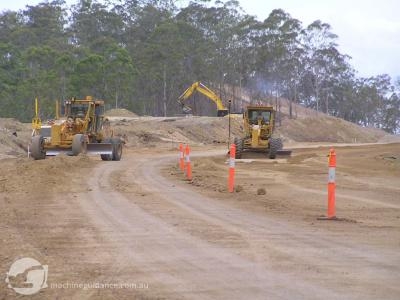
[177, 1, 246, 98]
[103, 44, 135, 109]
[69, 0, 125, 51]
[302, 20, 349, 114]
[250, 9, 303, 117]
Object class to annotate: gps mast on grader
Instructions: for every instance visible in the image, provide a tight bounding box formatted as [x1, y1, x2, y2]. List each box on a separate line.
[31, 96, 123, 161]
[234, 105, 291, 159]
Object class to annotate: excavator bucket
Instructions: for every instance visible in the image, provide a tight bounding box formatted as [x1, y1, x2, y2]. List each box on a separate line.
[182, 105, 192, 113]
[217, 109, 229, 117]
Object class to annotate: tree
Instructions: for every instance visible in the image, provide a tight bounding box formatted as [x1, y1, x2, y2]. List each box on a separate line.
[71, 54, 105, 97]
[0, 0, 397, 133]
[302, 20, 348, 114]
[103, 44, 135, 109]
[20, 0, 68, 49]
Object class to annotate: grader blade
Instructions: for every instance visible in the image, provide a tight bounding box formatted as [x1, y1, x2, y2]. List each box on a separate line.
[45, 144, 113, 156]
[276, 149, 292, 156]
[86, 143, 113, 155]
[45, 148, 72, 156]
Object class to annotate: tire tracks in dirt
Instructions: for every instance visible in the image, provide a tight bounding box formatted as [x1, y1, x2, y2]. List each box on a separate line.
[77, 149, 400, 299]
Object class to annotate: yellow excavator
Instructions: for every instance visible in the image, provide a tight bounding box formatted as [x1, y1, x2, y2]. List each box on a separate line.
[178, 82, 229, 117]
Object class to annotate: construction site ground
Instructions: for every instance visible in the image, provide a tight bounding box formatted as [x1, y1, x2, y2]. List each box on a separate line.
[0, 113, 399, 299]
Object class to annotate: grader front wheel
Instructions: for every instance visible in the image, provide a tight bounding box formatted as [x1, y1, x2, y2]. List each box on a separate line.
[268, 137, 282, 159]
[72, 134, 87, 156]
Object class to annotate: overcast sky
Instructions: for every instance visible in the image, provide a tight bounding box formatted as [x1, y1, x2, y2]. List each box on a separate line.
[1, 0, 399, 79]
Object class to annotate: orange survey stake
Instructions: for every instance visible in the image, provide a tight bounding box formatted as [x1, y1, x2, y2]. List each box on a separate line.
[228, 143, 236, 193]
[185, 144, 192, 180]
[327, 148, 336, 219]
[179, 143, 184, 171]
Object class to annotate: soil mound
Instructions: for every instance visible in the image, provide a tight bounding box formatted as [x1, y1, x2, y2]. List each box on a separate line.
[106, 108, 138, 117]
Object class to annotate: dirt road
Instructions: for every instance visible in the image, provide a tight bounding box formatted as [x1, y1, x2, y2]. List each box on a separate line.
[1, 143, 399, 299]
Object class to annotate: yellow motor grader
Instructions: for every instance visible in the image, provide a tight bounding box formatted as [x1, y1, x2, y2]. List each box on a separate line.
[234, 106, 291, 159]
[31, 96, 123, 161]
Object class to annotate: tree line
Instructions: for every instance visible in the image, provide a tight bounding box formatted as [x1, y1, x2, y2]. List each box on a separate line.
[0, 0, 399, 133]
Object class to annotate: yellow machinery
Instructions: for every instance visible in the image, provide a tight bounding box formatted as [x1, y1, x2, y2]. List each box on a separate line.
[234, 106, 291, 159]
[31, 96, 123, 161]
[31, 97, 42, 135]
[178, 82, 229, 117]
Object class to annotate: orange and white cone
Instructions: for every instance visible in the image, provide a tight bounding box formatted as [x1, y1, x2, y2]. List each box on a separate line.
[318, 148, 338, 220]
[228, 143, 236, 193]
[327, 148, 336, 219]
[179, 143, 184, 171]
[185, 144, 192, 181]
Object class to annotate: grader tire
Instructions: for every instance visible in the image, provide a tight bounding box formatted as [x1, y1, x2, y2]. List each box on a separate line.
[72, 134, 86, 156]
[31, 135, 46, 160]
[276, 138, 283, 150]
[234, 137, 243, 159]
[111, 138, 123, 161]
[100, 154, 112, 161]
[100, 138, 112, 161]
[269, 137, 282, 159]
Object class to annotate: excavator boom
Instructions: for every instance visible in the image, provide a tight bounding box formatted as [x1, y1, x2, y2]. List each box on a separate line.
[178, 82, 228, 117]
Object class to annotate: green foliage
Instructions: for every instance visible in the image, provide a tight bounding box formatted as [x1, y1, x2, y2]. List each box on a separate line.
[0, 0, 398, 132]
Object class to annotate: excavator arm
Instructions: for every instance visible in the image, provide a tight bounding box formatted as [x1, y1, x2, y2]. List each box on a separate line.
[178, 82, 229, 117]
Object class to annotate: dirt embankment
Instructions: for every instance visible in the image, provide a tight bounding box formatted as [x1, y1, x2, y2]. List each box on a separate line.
[106, 99, 398, 147]
[105, 108, 138, 117]
[279, 116, 396, 143]
[1, 98, 398, 158]
[0, 118, 32, 159]
[111, 115, 397, 149]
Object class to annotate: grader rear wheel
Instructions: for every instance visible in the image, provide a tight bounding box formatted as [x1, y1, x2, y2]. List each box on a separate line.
[100, 138, 112, 161]
[111, 138, 123, 161]
[31, 135, 46, 160]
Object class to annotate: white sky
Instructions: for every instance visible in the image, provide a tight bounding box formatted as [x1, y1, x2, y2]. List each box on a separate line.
[239, 0, 400, 80]
[1, 0, 399, 79]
